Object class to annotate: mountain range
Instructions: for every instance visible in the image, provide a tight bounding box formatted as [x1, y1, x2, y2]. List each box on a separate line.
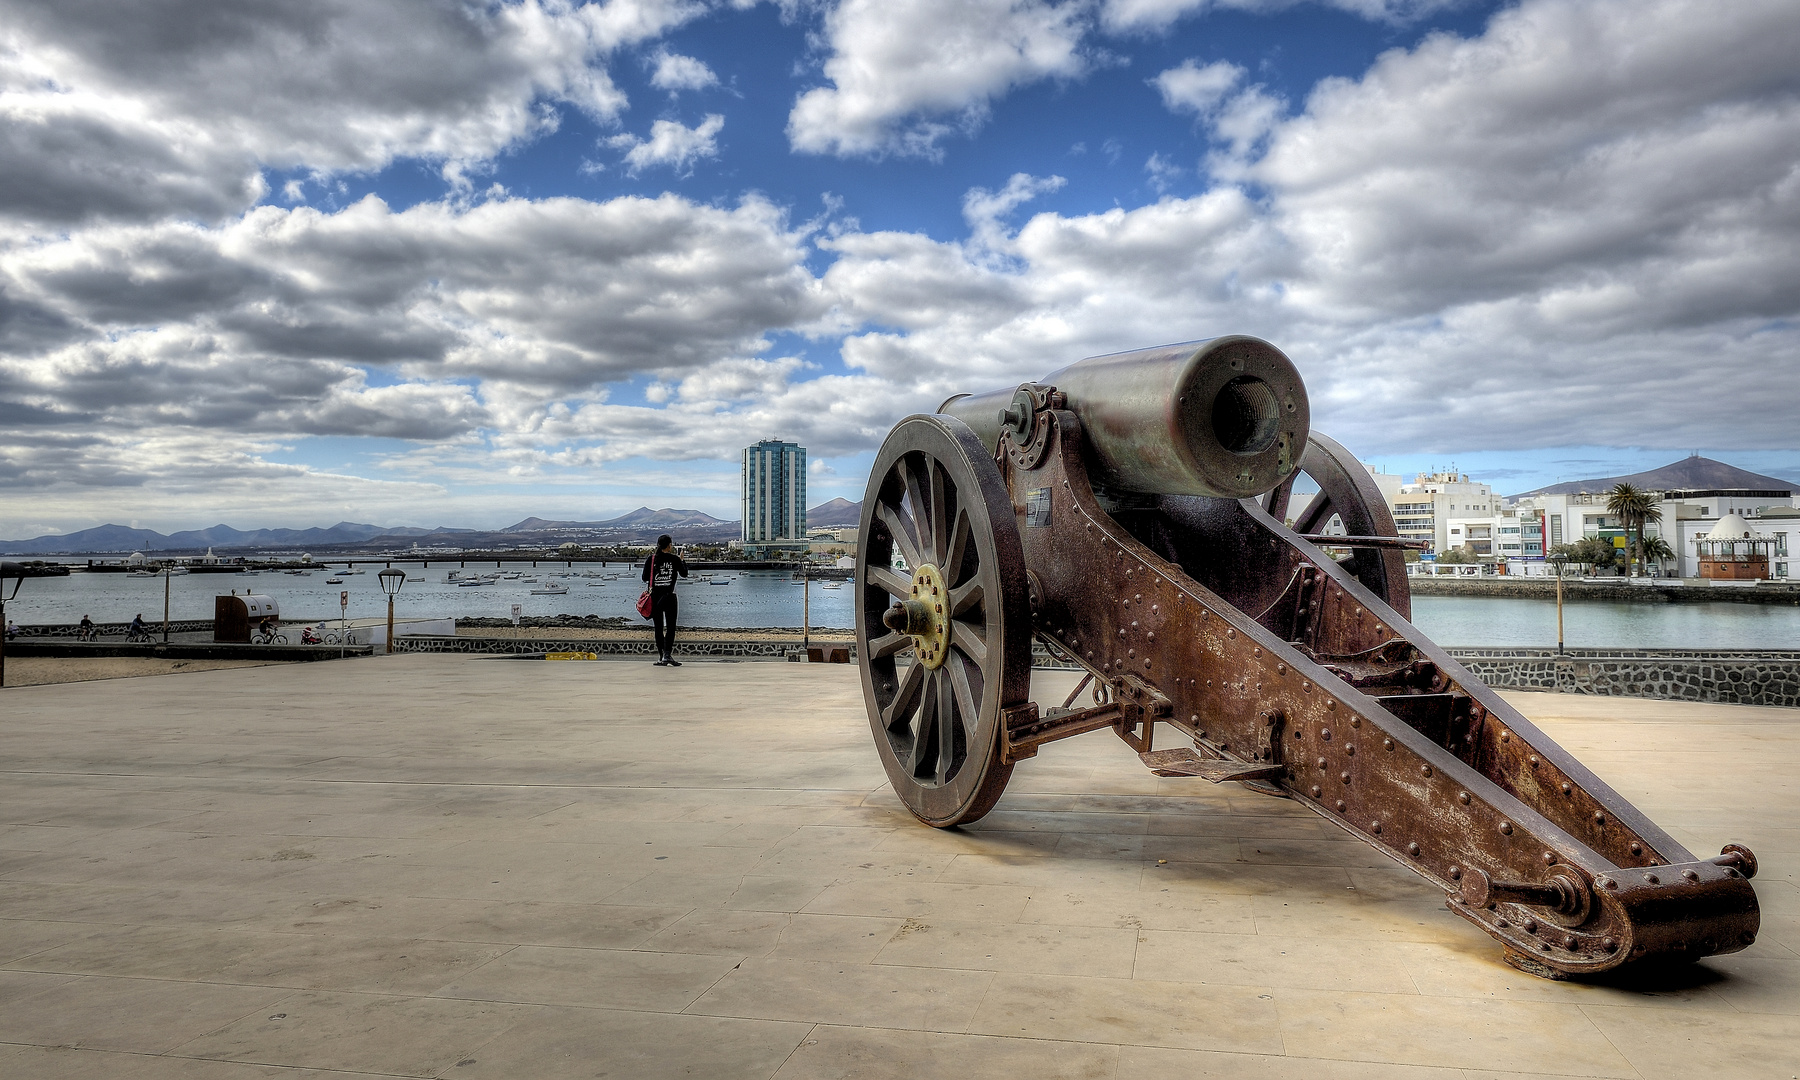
[2, 502, 864, 554]
[1512, 455, 1797, 497]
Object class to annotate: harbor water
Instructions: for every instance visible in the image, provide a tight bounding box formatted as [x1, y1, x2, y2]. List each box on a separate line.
[8, 563, 1800, 649]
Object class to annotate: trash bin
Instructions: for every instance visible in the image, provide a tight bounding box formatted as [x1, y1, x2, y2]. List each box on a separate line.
[215, 594, 278, 642]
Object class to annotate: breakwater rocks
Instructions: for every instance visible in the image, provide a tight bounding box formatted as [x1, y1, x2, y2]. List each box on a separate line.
[1410, 576, 1800, 605]
[1446, 648, 1800, 707]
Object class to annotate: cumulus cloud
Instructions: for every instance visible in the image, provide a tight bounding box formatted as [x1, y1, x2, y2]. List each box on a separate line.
[607, 114, 726, 175]
[1151, 58, 1243, 115]
[1103, 0, 1463, 35]
[0, 0, 707, 226]
[650, 50, 720, 92]
[787, 0, 1090, 158]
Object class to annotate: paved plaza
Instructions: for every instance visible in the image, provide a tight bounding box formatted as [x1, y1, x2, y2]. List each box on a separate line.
[0, 655, 1795, 1078]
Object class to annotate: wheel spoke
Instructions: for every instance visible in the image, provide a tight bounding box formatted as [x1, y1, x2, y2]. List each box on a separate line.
[868, 630, 911, 659]
[927, 460, 951, 565]
[882, 660, 925, 733]
[943, 507, 972, 585]
[1263, 473, 1298, 522]
[901, 456, 931, 545]
[948, 578, 983, 618]
[867, 563, 912, 600]
[876, 499, 923, 569]
[947, 651, 979, 727]
[950, 619, 987, 668]
[1293, 492, 1335, 535]
[907, 671, 939, 778]
[934, 669, 957, 780]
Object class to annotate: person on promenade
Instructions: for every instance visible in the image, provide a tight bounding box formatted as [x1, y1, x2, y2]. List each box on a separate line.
[78, 614, 95, 641]
[642, 534, 689, 666]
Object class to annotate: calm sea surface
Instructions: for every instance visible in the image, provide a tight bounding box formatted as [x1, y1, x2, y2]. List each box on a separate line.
[8, 563, 1800, 649]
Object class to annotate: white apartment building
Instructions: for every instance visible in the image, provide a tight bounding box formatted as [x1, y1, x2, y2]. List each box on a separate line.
[1388, 471, 1501, 555]
[1487, 488, 1796, 578]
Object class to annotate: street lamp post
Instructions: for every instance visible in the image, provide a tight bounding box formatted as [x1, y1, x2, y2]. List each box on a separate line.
[1547, 552, 1569, 655]
[377, 567, 406, 655]
[1, 562, 25, 688]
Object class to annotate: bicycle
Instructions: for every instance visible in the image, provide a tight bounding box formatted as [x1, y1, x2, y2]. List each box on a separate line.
[125, 628, 154, 643]
[252, 630, 289, 645]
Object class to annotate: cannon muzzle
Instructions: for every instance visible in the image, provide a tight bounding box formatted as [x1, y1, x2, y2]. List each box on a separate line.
[939, 335, 1308, 499]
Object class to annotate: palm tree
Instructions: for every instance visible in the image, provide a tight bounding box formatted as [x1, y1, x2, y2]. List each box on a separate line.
[1637, 535, 1675, 577]
[1606, 484, 1661, 577]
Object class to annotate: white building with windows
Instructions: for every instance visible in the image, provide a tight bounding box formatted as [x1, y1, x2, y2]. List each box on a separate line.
[1388, 471, 1501, 555]
[741, 439, 808, 557]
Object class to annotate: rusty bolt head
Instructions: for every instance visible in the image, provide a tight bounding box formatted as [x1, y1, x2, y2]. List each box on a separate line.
[1334, 800, 1346, 812]
[1316, 757, 1328, 770]
[1681, 868, 1699, 881]
[1458, 791, 1471, 805]
[1561, 783, 1573, 795]
[1499, 821, 1513, 835]
[1523, 919, 1538, 934]
[1602, 937, 1619, 952]
[1630, 841, 1642, 855]
[1325, 699, 1334, 710]
[1277, 664, 1286, 675]
[1349, 715, 1359, 728]
[1407, 842, 1420, 857]
[1340, 771, 1352, 784]
[1345, 744, 1356, 757]
[1544, 852, 1556, 865]
[1500, 730, 1510, 742]
[1449, 865, 1462, 880]
[1420, 765, 1433, 778]
[1529, 756, 1540, 768]
[1644, 872, 1660, 885]
[1383, 738, 1394, 751]
[1310, 785, 1321, 797]
[1593, 812, 1606, 826]
[1370, 821, 1382, 834]
[1320, 728, 1331, 741]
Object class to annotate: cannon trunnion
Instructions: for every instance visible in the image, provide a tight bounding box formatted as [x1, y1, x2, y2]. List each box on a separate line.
[854, 336, 1759, 979]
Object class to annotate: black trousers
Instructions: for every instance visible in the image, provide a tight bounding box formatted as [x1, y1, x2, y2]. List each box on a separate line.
[651, 589, 678, 657]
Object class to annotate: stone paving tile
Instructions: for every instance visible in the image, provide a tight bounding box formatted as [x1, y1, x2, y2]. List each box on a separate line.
[168, 988, 529, 1076]
[966, 971, 1284, 1054]
[450, 1005, 812, 1080]
[873, 918, 1139, 978]
[1272, 987, 1637, 1076]
[936, 852, 1147, 890]
[1133, 928, 1420, 993]
[803, 879, 1035, 921]
[432, 943, 739, 1011]
[688, 955, 995, 1031]
[1581, 1001, 1800, 1079]
[1018, 884, 1259, 934]
[1391, 939, 1738, 1011]
[0, 974, 292, 1055]
[1117, 1044, 1470, 1080]
[771, 1023, 1119, 1079]
[423, 899, 692, 949]
[0, 917, 101, 965]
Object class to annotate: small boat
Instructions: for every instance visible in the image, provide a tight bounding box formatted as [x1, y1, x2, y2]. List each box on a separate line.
[127, 569, 158, 578]
[709, 578, 731, 585]
[530, 583, 568, 595]
[457, 579, 490, 587]
[325, 578, 344, 584]
[343, 568, 366, 575]
[587, 581, 607, 587]
[822, 582, 842, 589]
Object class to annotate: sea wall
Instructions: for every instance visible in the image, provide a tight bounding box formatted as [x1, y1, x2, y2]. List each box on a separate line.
[1409, 576, 1800, 605]
[1445, 648, 1800, 707]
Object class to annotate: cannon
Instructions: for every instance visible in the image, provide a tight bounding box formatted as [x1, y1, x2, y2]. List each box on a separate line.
[852, 336, 1760, 979]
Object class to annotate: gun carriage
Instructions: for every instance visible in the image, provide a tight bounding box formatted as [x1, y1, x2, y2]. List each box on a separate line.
[853, 336, 1759, 978]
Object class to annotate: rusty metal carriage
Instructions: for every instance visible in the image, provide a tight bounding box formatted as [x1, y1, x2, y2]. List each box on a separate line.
[852, 336, 1759, 979]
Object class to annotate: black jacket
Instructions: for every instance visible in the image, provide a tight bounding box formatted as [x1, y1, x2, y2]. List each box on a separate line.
[642, 550, 689, 591]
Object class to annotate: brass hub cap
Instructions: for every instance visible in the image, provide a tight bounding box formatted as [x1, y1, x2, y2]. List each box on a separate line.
[888, 563, 949, 669]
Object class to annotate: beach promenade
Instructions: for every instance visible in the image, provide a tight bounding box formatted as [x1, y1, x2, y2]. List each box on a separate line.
[0, 655, 1795, 1078]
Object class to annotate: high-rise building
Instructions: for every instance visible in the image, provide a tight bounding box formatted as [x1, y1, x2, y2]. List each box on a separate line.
[741, 439, 807, 555]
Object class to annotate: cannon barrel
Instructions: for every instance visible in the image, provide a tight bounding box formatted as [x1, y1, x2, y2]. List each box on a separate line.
[938, 335, 1308, 500]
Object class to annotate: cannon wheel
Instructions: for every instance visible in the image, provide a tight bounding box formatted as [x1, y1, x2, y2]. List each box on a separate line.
[855, 414, 1032, 828]
[1262, 431, 1412, 619]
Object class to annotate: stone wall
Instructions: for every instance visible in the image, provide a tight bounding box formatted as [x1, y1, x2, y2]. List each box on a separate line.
[1409, 576, 1800, 605]
[1445, 648, 1800, 707]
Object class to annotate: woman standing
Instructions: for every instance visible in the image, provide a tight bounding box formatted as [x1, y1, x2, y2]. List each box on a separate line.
[642, 534, 689, 666]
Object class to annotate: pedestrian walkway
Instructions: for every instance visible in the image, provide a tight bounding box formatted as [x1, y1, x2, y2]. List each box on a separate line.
[0, 656, 1794, 1078]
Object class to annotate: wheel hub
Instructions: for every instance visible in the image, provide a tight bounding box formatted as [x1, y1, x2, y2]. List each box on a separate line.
[882, 563, 949, 669]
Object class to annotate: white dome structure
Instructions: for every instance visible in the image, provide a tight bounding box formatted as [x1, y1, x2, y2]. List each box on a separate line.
[1702, 513, 1766, 540]
[126, 551, 147, 565]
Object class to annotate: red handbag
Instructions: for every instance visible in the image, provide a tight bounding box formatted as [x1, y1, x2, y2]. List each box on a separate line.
[636, 554, 656, 619]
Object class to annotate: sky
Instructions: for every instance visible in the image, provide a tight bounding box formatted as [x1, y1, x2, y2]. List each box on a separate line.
[2, 0, 1797, 536]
